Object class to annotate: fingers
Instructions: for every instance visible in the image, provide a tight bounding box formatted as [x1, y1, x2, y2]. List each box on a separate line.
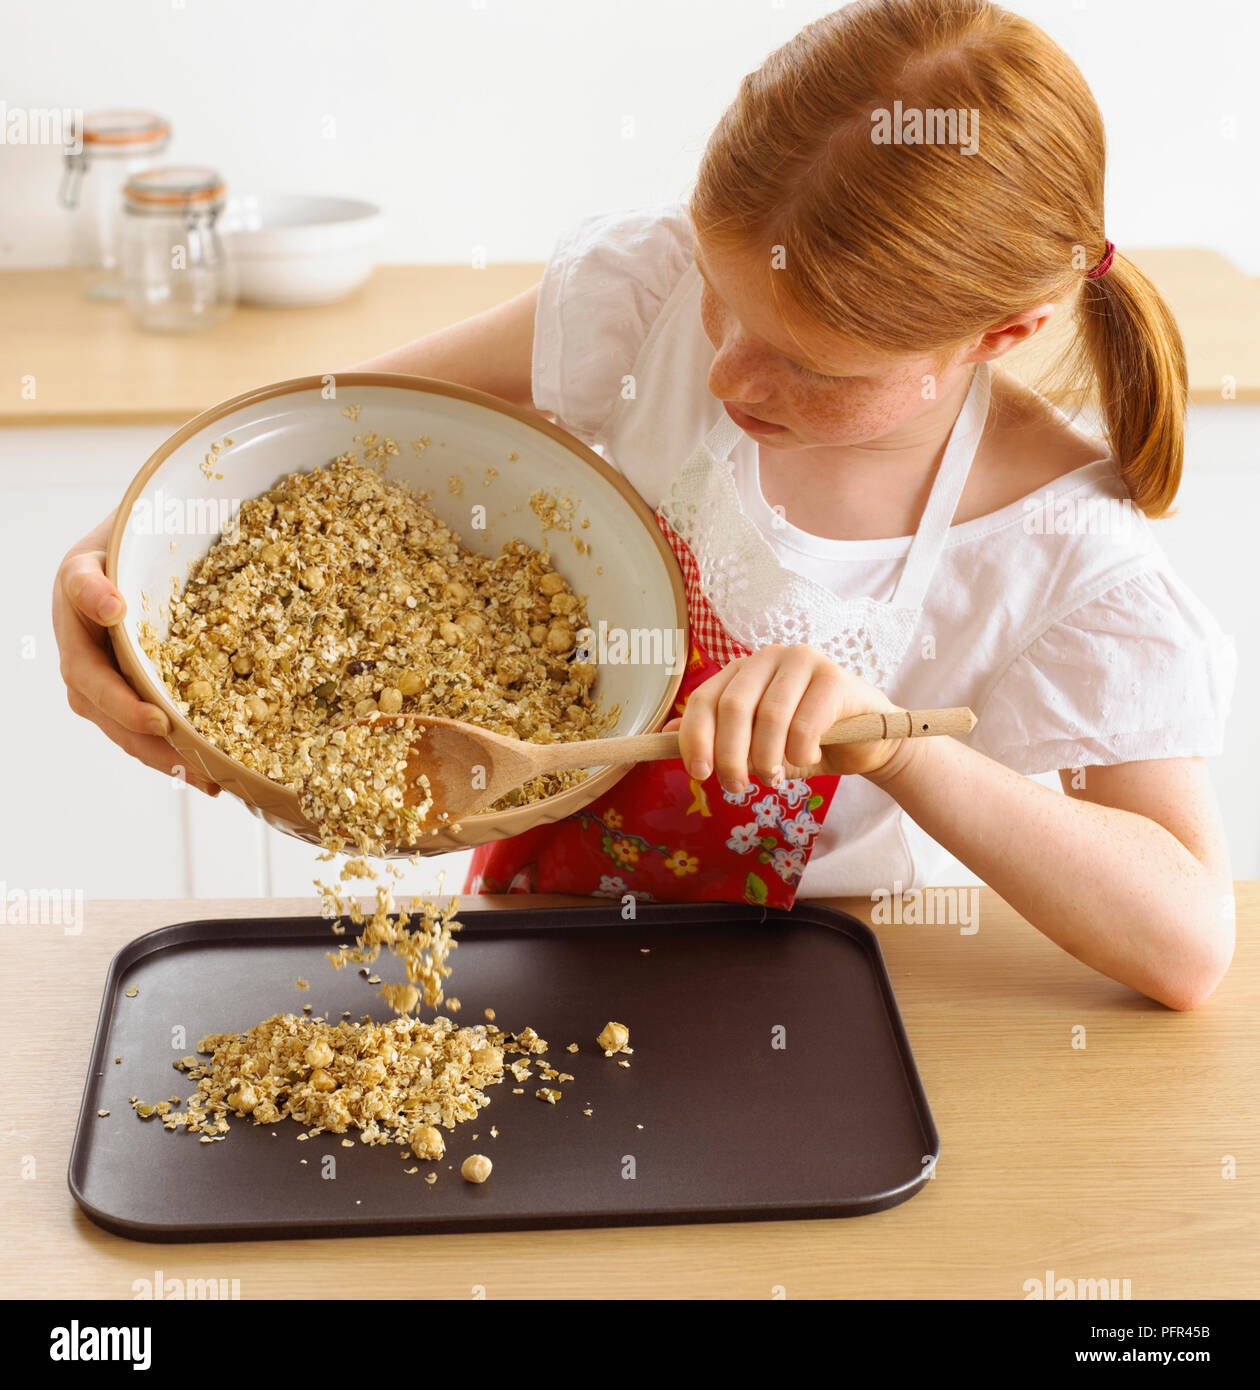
[50, 511, 213, 791]
[672, 646, 880, 790]
[783, 665, 849, 770]
[61, 548, 125, 627]
[54, 541, 173, 739]
[747, 658, 817, 784]
[75, 632, 170, 737]
[681, 648, 801, 792]
[55, 588, 170, 739]
[673, 657, 744, 785]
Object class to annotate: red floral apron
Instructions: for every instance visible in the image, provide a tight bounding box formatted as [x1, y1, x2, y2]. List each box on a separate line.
[463, 507, 842, 907]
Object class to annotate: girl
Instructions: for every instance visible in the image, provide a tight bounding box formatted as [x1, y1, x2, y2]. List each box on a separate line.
[55, 0, 1236, 1009]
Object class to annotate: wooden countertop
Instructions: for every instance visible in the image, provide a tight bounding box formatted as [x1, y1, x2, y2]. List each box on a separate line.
[3, 887, 1256, 1299]
[2, 248, 1257, 426]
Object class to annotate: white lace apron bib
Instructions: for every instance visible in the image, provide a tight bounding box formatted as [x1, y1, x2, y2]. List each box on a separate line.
[657, 362, 992, 686]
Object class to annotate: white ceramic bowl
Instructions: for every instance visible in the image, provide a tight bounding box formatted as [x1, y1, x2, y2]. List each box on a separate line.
[222, 194, 383, 306]
[105, 374, 687, 857]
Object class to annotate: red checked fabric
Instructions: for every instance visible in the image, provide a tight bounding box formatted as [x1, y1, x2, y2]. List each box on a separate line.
[462, 508, 843, 906]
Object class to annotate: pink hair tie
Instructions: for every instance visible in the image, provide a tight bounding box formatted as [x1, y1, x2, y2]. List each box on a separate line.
[1085, 239, 1116, 279]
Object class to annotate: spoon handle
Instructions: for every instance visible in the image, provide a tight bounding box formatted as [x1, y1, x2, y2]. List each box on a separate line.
[533, 706, 976, 775]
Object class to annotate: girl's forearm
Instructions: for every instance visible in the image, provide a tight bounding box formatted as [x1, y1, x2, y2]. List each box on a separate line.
[865, 737, 1233, 1009]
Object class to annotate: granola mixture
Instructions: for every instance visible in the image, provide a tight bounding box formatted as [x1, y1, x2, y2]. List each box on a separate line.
[298, 719, 436, 854]
[139, 445, 618, 835]
[130, 1011, 551, 1151]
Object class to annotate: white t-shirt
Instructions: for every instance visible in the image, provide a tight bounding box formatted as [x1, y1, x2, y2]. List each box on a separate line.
[530, 203, 1237, 896]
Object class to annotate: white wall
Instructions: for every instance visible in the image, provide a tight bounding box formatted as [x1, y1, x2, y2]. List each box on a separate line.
[2, 0, 1258, 273]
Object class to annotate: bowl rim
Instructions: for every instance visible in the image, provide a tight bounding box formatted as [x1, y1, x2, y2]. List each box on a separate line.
[223, 192, 383, 227]
[104, 371, 689, 847]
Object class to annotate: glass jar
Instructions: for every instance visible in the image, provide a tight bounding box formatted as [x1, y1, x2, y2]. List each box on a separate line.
[120, 166, 236, 333]
[59, 110, 171, 301]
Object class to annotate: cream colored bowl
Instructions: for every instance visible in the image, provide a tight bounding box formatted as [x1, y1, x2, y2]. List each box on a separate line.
[222, 194, 384, 306]
[105, 373, 687, 857]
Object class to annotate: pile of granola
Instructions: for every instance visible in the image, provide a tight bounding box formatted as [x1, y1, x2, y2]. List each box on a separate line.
[131, 1011, 551, 1156]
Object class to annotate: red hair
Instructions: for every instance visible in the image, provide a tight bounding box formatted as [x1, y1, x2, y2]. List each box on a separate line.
[688, 0, 1186, 517]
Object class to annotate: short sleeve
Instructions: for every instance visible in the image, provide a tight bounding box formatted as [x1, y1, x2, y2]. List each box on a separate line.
[531, 203, 694, 449]
[970, 567, 1237, 774]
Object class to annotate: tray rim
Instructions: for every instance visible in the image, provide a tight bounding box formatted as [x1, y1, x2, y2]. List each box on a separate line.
[68, 901, 940, 1243]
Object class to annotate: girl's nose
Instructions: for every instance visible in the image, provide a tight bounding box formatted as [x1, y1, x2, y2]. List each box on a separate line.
[708, 346, 773, 406]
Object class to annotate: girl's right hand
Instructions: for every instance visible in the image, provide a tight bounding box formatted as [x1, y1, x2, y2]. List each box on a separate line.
[52, 511, 221, 797]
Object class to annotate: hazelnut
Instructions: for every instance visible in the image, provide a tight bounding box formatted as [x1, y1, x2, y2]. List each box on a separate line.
[597, 1021, 630, 1055]
[227, 1082, 258, 1113]
[410, 1125, 445, 1161]
[461, 1154, 493, 1183]
[549, 592, 580, 617]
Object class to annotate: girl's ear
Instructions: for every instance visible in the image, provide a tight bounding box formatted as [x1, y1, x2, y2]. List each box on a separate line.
[967, 303, 1057, 363]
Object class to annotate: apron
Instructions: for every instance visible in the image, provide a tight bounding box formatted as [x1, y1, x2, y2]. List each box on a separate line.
[464, 362, 992, 906]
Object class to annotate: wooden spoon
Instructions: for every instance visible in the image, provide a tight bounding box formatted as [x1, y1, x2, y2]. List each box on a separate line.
[351, 706, 976, 825]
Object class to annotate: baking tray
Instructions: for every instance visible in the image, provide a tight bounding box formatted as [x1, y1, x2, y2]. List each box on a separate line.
[69, 901, 939, 1242]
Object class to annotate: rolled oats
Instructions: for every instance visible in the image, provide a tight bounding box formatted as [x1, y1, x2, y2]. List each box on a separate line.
[132, 1011, 549, 1151]
[142, 447, 616, 826]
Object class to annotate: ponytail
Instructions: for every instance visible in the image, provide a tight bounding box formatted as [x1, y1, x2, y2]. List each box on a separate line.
[1068, 253, 1187, 518]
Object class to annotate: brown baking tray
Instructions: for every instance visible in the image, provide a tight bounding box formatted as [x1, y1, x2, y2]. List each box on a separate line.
[69, 901, 939, 1242]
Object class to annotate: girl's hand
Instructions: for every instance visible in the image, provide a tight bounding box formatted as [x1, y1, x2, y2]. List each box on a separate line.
[52, 511, 221, 797]
[661, 643, 904, 790]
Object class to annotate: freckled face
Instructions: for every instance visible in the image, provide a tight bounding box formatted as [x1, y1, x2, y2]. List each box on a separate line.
[695, 238, 962, 449]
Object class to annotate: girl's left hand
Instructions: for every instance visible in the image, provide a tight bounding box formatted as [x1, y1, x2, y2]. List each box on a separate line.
[661, 643, 904, 790]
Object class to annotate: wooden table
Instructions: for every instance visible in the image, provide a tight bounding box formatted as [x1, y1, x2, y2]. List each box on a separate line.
[2, 248, 1258, 425]
[3, 887, 1255, 1299]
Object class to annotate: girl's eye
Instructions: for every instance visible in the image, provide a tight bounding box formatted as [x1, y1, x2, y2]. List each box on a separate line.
[795, 360, 847, 382]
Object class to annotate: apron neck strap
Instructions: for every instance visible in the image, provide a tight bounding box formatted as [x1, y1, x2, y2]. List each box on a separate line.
[891, 360, 990, 609]
[703, 411, 748, 464]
